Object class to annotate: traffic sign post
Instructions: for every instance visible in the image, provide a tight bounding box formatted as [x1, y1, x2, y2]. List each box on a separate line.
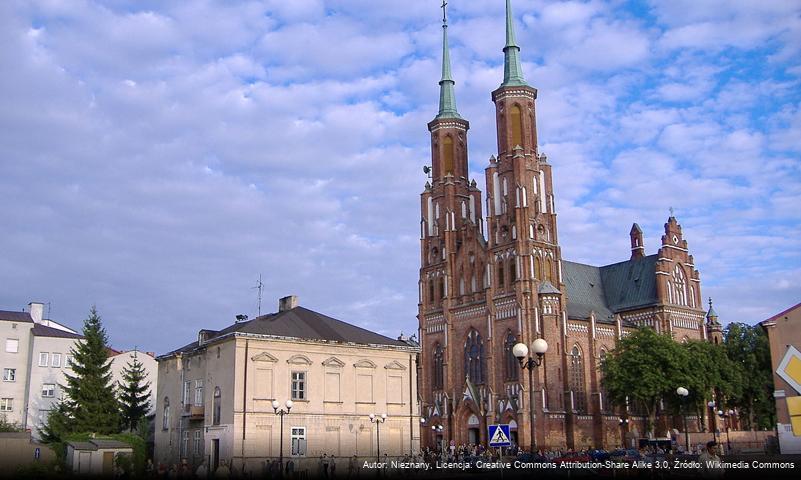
[488, 424, 512, 448]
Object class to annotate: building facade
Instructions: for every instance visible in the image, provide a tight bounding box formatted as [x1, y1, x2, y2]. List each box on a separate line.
[417, 1, 716, 451]
[1, 302, 157, 438]
[1, 302, 83, 437]
[155, 295, 420, 474]
[761, 302, 801, 454]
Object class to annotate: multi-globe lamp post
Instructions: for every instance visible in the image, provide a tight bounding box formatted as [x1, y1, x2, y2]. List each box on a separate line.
[512, 338, 548, 453]
[718, 409, 734, 453]
[676, 387, 690, 453]
[370, 413, 387, 462]
[707, 401, 718, 442]
[272, 399, 293, 475]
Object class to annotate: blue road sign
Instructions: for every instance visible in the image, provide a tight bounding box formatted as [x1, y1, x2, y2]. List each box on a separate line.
[488, 424, 511, 447]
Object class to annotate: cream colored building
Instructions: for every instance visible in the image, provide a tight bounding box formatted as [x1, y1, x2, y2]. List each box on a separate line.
[761, 301, 801, 454]
[109, 349, 158, 416]
[154, 296, 421, 474]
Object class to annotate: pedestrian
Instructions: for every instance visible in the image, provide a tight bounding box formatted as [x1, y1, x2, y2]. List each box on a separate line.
[330, 455, 337, 478]
[698, 441, 724, 479]
[195, 460, 208, 479]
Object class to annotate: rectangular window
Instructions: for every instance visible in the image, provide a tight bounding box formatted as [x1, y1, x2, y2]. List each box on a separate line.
[51, 353, 62, 368]
[42, 383, 56, 398]
[183, 381, 191, 405]
[0, 398, 12, 412]
[193, 430, 202, 455]
[194, 380, 204, 406]
[2, 368, 15, 382]
[5, 339, 18, 353]
[65, 355, 73, 368]
[39, 352, 49, 367]
[182, 431, 189, 457]
[291, 372, 306, 400]
[290, 427, 307, 456]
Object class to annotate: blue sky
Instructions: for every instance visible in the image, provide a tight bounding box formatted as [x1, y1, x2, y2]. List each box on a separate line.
[1, 0, 799, 353]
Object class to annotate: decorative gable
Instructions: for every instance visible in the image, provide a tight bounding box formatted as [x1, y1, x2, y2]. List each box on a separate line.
[287, 354, 312, 366]
[384, 360, 407, 371]
[322, 356, 345, 368]
[353, 359, 377, 369]
[251, 352, 278, 363]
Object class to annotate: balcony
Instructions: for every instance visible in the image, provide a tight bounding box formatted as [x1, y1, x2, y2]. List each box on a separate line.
[182, 404, 205, 420]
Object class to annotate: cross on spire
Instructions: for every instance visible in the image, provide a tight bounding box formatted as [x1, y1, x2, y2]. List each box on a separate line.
[669, 206, 675, 217]
[441, 0, 448, 25]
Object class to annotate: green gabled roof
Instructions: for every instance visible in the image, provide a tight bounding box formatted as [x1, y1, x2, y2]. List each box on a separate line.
[562, 254, 659, 322]
[600, 254, 659, 312]
[562, 261, 615, 322]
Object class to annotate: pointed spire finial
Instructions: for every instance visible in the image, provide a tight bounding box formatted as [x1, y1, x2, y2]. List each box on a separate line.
[669, 206, 675, 217]
[436, 0, 460, 119]
[501, 0, 527, 87]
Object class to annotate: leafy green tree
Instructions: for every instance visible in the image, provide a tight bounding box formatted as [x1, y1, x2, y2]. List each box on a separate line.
[0, 415, 23, 432]
[118, 355, 152, 432]
[680, 340, 743, 424]
[723, 322, 775, 429]
[601, 327, 691, 436]
[62, 306, 120, 434]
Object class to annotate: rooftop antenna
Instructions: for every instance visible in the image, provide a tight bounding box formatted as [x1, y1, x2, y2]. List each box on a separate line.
[253, 274, 264, 317]
[46, 302, 52, 320]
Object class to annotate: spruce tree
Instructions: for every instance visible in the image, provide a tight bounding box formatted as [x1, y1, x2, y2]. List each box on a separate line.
[40, 399, 72, 443]
[118, 354, 152, 432]
[62, 306, 120, 434]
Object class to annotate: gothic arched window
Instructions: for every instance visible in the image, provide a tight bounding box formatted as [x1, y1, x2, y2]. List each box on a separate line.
[672, 265, 688, 306]
[498, 262, 505, 288]
[534, 257, 542, 279]
[510, 104, 523, 147]
[464, 329, 485, 384]
[599, 349, 610, 413]
[504, 331, 519, 381]
[569, 346, 586, 412]
[433, 344, 444, 390]
[443, 135, 454, 175]
[545, 258, 553, 282]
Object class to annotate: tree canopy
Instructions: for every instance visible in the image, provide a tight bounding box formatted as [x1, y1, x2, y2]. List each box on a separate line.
[118, 354, 152, 432]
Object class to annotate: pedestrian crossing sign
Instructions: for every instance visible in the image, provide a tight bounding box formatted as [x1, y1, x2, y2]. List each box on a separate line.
[488, 424, 511, 447]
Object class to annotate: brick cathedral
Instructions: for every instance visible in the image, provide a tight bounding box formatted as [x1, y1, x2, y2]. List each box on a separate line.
[417, 0, 723, 451]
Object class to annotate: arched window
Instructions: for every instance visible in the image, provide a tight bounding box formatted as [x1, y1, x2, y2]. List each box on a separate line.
[162, 397, 170, 430]
[672, 265, 688, 306]
[504, 331, 519, 381]
[498, 262, 505, 288]
[439, 277, 446, 299]
[509, 259, 517, 282]
[510, 104, 523, 147]
[464, 330, 485, 384]
[599, 349, 610, 413]
[569, 346, 586, 412]
[213, 387, 221, 426]
[534, 257, 541, 279]
[429, 280, 435, 303]
[545, 258, 553, 282]
[433, 344, 444, 390]
[443, 135, 454, 175]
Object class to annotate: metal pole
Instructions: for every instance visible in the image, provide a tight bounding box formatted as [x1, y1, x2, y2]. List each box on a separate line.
[683, 405, 689, 454]
[528, 363, 536, 452]
[377, 421, 381, 462]
[279, 411, 284, 476]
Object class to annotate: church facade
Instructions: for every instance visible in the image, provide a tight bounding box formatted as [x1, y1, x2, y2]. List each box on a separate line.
[417, 0, 721, 451]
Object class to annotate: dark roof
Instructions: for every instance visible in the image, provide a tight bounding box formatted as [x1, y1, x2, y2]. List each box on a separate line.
[599, 254, 659, 312]
[68, 439, 132, 451]
[563, 254, 659, 322]
[538, 280, 561, 294]
[165, 306, 410, 356]
[562, 261, 615, 322]
[0, 310, 33, 323]
[32, 323, 83, 339]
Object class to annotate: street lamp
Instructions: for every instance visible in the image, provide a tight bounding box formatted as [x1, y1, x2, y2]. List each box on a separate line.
[707, 401, 717, 442]
[718, 409, 733, 454]
[619, 417, 630, 448]
[431, 425, 444, 453]
[370, 413, 387, 462]
[513, 338, 548, 453]
[272, 399, 293, 476]
[676, 387, 689, 454]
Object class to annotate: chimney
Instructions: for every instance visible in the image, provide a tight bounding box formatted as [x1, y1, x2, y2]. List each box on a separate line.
[279, 295, 298, 312]
[27, 302, 44, 323]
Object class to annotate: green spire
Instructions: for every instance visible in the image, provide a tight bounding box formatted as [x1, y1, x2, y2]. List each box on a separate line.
[501, 0, 527, 87]
[436, 12, 460, 119]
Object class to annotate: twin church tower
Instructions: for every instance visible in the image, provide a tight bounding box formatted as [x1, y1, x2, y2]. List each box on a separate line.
[417, 0, 721, 450]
